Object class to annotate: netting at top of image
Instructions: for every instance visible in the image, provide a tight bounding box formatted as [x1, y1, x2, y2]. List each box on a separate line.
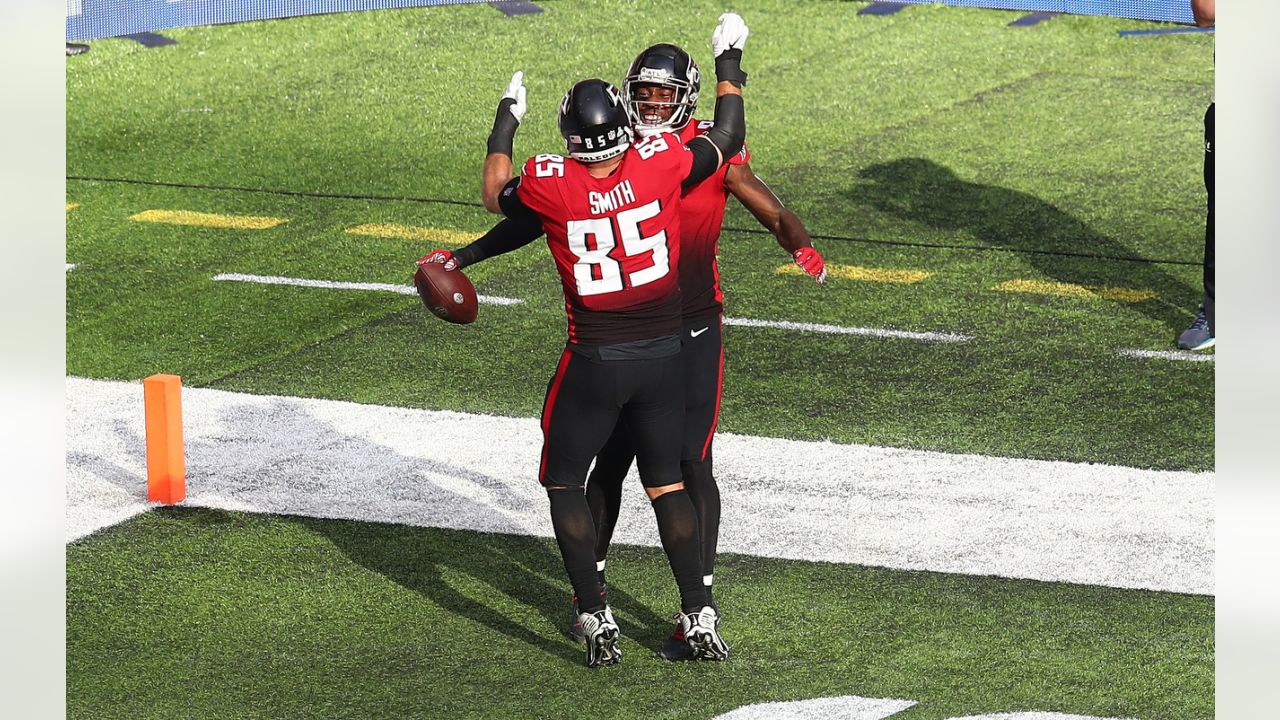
[65, 0, 496, 41]
[904, 1, 1192, 23]
[66, 1, 1197, 42]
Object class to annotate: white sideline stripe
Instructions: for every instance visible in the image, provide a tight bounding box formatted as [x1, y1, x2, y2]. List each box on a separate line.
[714, 696, 917, 720]
[66, 263, 77, 272]
[724, 316, 972, 343]
[211, 272, 525, 306]
[1117, 348, 1215, 363]
[65, 377, 1214, 595]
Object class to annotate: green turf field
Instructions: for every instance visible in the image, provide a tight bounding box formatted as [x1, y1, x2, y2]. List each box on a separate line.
[66, 2, 1215, 718]
[68, 509, 1212, 720]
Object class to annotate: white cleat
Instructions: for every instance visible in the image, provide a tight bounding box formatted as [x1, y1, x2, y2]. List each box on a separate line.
[578, 606, 622, 668]
[678, 605, 730, 661]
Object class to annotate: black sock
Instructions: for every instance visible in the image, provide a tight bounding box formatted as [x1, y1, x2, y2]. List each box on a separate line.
[682, 458, 721, 584]
[547, 489, 605, 613]
[651, 489, 709, 613]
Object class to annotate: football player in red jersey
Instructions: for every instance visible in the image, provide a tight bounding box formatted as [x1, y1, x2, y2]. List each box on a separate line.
[592, 42, 827, 661]
[420, 13, 752, 668]
[469, 42, 827, 660]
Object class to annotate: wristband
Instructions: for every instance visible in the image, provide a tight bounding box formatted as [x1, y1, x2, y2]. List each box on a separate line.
[714, 49, 748, 88]
[486, 98, 519, 156]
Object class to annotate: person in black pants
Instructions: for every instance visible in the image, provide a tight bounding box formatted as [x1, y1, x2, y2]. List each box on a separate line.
[1179, 0, 1215, 350]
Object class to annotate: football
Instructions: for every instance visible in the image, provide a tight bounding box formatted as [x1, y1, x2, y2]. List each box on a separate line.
[413, 261, 478, 324]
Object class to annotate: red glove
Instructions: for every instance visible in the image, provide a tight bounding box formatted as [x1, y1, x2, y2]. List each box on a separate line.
[417, 249, 458, 271]
[793, 247, 826, 283]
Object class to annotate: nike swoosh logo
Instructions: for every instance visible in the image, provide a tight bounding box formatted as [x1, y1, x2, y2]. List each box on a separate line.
[690, 327, 709, 338]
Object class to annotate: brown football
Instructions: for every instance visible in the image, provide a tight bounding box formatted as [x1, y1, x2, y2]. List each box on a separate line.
[413, 262, 478, 324]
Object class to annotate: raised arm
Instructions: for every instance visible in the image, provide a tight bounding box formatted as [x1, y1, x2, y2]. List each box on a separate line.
[724, 164, 826, 283]
[481, 71, 527, 214]
[684, 13, 749, 191]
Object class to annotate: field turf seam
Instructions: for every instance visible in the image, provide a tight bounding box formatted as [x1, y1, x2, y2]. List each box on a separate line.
[199, 302, 421, 390]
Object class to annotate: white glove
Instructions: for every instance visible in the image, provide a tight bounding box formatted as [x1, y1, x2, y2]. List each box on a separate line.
[710, 12, 749, 57]
[502, 70, 527, 123]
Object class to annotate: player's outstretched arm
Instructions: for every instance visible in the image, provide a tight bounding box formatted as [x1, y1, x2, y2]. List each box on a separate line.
[724, 164, 826, 283]
[482, 71, 527, 214]
[684, 13, 748, 190]
[418, 213, 543, 272]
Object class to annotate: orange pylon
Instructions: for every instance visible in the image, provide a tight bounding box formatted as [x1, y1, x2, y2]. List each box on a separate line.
[143, 374, 186, 504]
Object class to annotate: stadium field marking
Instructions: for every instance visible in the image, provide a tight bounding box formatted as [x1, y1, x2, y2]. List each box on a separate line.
[66, 264, 78, 272]
[211, 272, 524, 306]
[1117, 348, 1215, 363]
[130, 209, 287, 230]
[67, 377, 1213, 595]
[775, 263, 933, 284]
[66, 202, 79, 211]
[724, 317, 971, 343]
[345, 223, 479, 245]
[994, 279, 1156, 303]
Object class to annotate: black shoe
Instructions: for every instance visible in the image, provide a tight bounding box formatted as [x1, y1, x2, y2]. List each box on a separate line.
[66, 43, 90, 57]
[659, 625, 694, 661]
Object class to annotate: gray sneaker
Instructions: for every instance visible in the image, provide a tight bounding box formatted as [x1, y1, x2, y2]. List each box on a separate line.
[677, 606, 729, 661]
[1177, 307, 1215, 350]
[577, 606, 621, 668]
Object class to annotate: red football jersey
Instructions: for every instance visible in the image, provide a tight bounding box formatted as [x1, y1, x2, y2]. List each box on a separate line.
[515, 132, 693, 347]
[677, 118, 751, 321]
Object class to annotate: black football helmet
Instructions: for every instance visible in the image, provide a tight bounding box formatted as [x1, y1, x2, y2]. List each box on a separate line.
[623, 43, 700, 136]
[558, 79, 633, 163]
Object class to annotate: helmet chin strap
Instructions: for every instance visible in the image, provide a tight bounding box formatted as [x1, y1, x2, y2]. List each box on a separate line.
[633, 124, 669, 138]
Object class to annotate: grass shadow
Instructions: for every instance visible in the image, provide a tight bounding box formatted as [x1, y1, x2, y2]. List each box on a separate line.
[852, 157, 1199, 332]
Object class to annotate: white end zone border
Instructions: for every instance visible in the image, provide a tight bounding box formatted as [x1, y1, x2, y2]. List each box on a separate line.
[711, 697, 1132, 720]
[66, 378, 1214, 596]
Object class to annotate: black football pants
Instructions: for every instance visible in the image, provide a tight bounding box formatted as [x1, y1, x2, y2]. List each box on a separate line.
[538, 346, 709, 613]
[586, 318, 725, 578]
[1203, 102, 1214, 334]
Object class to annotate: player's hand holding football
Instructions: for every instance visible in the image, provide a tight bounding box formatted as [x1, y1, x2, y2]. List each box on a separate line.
[793, 247, 827, 284]
[711, 12, 749, 57]
[417, 248, 458, 272]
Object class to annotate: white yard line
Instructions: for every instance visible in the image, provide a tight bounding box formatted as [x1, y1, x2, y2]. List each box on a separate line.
[1117, 348, 1215, 363]
[65, 377, 1214, 595]
[723, 317, 972, 343]
[211, 272, 524, 306]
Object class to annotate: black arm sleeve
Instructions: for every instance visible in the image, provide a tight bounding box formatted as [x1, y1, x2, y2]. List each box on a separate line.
[451, 214, 544, 269]
[682, 93, 745, 191]
[486, 98, 520, 157]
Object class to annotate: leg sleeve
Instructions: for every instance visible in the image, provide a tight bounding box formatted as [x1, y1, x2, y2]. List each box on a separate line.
[586, 419, 634, 562]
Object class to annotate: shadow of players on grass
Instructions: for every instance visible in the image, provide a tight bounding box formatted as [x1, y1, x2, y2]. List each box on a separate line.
[306, 517, 673, 664]
[68, 395, 669, 665]
[852, 157, 1200, 333]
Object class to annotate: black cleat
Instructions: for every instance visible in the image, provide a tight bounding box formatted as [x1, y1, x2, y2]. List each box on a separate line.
[659, 625, 694, 661]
